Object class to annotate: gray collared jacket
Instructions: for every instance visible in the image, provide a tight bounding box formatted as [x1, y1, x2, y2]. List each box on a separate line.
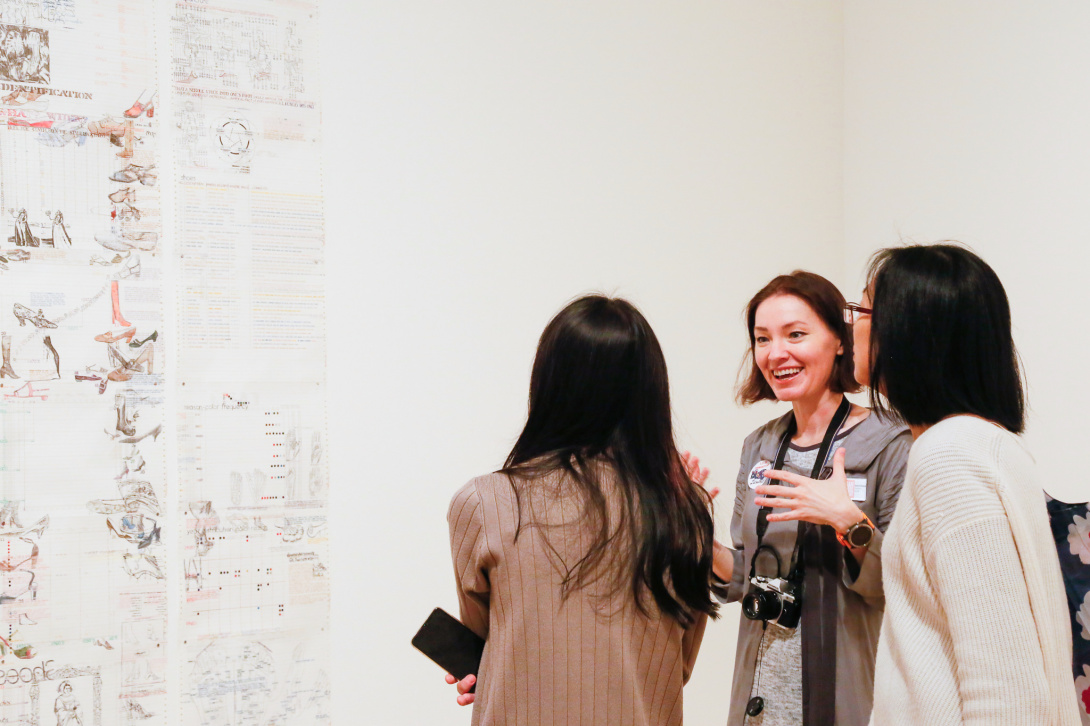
[722, 410, 911, 725]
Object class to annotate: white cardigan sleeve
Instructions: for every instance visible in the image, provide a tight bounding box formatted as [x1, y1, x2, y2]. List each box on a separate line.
[924, 497, 1052, 723]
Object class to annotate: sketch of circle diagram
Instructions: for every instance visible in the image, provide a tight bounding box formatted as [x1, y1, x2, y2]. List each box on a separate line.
[214, 115, 254, 164]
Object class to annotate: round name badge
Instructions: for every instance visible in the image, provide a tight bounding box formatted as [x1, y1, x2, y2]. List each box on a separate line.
[748, 460, 772, 489]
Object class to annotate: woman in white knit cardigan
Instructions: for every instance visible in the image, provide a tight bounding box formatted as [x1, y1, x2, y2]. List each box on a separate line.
[858, 244, 1079, 725]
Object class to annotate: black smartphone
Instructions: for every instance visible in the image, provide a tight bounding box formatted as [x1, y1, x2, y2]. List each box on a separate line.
[412, 607, 485, 682]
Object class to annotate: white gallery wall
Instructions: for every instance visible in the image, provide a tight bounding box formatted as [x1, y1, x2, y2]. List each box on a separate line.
[324, 1, 1089, 723]
[844, 1, 1090, 502]
[324, 2, 844, 723]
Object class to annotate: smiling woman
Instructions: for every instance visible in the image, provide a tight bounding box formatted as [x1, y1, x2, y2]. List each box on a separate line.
[711, 270, 911, 726]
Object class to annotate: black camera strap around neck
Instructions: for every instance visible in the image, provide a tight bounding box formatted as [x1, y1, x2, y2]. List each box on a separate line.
[751, 396, 851, 579]
[751, 396, 850, 726]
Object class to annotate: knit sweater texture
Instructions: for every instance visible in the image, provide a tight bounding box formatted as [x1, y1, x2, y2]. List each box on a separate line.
[870, 416, 1080, 725]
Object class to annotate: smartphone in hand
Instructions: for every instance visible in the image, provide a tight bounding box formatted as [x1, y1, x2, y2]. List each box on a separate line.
[412, 607, 485, 683]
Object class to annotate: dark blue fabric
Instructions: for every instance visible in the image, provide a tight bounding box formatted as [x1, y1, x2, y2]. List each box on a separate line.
[1046, 496, 1090, 721]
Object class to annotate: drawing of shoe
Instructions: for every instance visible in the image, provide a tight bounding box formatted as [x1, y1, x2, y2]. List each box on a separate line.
[7, 112, 52, 128]
[95, 232, 129, 252]
[129, 331, 157, 348]
[116, 410, 136, 437]
[122, 553, 163, 580]
[95, 327, 135, 343]
[17, 614, 35, 626]
[98, 378, 108, 394]
[277, 521, 305, 542]
[108, 513, 160, 548]
[94, 638, 114, 650]
[12, 304, 56, 329]
[123, 90, 156, 118]
[0, 634, 36, 660]
[121, 424, 161, 444]
[118, 255, 141, 279]
[2, 249, 28, 261]
[120, 230, 158, 251]
[109, 164, 156, 186]
[108, 187, 135, 204]
[90, 253, 121, 266]
[74, 372, 101, 382]
[42, 336, 59, 377]
[117, 202, 141, 221]
[4, 383, 47, 400]
[119, 480, 159, 515]
[1, 334, 19, 379]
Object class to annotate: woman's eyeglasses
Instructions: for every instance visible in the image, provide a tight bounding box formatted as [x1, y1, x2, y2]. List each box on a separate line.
[843, 302, 872, 324]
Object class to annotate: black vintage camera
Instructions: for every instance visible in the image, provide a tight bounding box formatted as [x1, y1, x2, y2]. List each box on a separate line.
[742, 573, 802, 629]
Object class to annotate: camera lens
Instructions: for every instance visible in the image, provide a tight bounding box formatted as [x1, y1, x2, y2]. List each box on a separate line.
[742, 590, 780, 621]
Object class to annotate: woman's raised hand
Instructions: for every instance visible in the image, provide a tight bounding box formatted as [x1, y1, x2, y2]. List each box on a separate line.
[755, 448, 862, 532]
[444, 673, 476, 706]
[682, 451, 718, 499]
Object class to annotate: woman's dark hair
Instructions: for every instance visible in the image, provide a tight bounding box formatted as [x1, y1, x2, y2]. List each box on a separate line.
[737, 270, 860, 405]
[504, 294, 720, 626]
[866, 243, 1026, 433]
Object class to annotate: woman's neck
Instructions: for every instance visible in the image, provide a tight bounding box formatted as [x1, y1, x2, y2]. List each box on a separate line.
[791, 390, 844, 446]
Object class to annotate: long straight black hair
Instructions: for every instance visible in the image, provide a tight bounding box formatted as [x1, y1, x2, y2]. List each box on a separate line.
[504, 295, 721, 626]
[866, 243, 1026, 433]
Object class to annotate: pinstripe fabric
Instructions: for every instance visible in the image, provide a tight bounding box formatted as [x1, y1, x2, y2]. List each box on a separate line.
[448, 468, 707, 726]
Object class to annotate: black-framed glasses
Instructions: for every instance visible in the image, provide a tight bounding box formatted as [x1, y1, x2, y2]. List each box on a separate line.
[843, 302, 872, 324]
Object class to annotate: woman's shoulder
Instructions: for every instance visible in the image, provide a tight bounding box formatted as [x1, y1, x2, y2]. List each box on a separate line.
[907, 417, 1025, 510]
[913, 415, 1019, 462]
[448, 471, 511, 516]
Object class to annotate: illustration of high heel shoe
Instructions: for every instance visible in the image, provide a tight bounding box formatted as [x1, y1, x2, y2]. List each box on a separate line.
[42, 336, 59, 378]
[111, 281, 131, 327]
[123, 90, 156, 119]
[12, 304, 56, 329]
[5, 383, 47, 401]
[94, 327, 135, 343]
[74, 372, 101, 382]
[108, 187, 135, 204]
[121, 424, 161, 444]
[1, 334, 18, 379]
[129, 331, 157, 348]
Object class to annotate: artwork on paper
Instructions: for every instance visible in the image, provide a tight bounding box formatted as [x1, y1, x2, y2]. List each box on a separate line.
[0, 25, 49, 84]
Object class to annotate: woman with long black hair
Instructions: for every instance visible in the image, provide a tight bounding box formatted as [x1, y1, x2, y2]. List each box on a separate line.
[446, 294, 722, 726]
[853, 244, 1080, 725]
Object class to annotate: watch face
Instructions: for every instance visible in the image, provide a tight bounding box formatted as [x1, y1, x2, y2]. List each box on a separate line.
[848, 522, 874, 548]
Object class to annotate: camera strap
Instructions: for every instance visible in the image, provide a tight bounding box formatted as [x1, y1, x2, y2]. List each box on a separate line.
[751, 395, 850, 580]
[750, 396, 850, 726]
